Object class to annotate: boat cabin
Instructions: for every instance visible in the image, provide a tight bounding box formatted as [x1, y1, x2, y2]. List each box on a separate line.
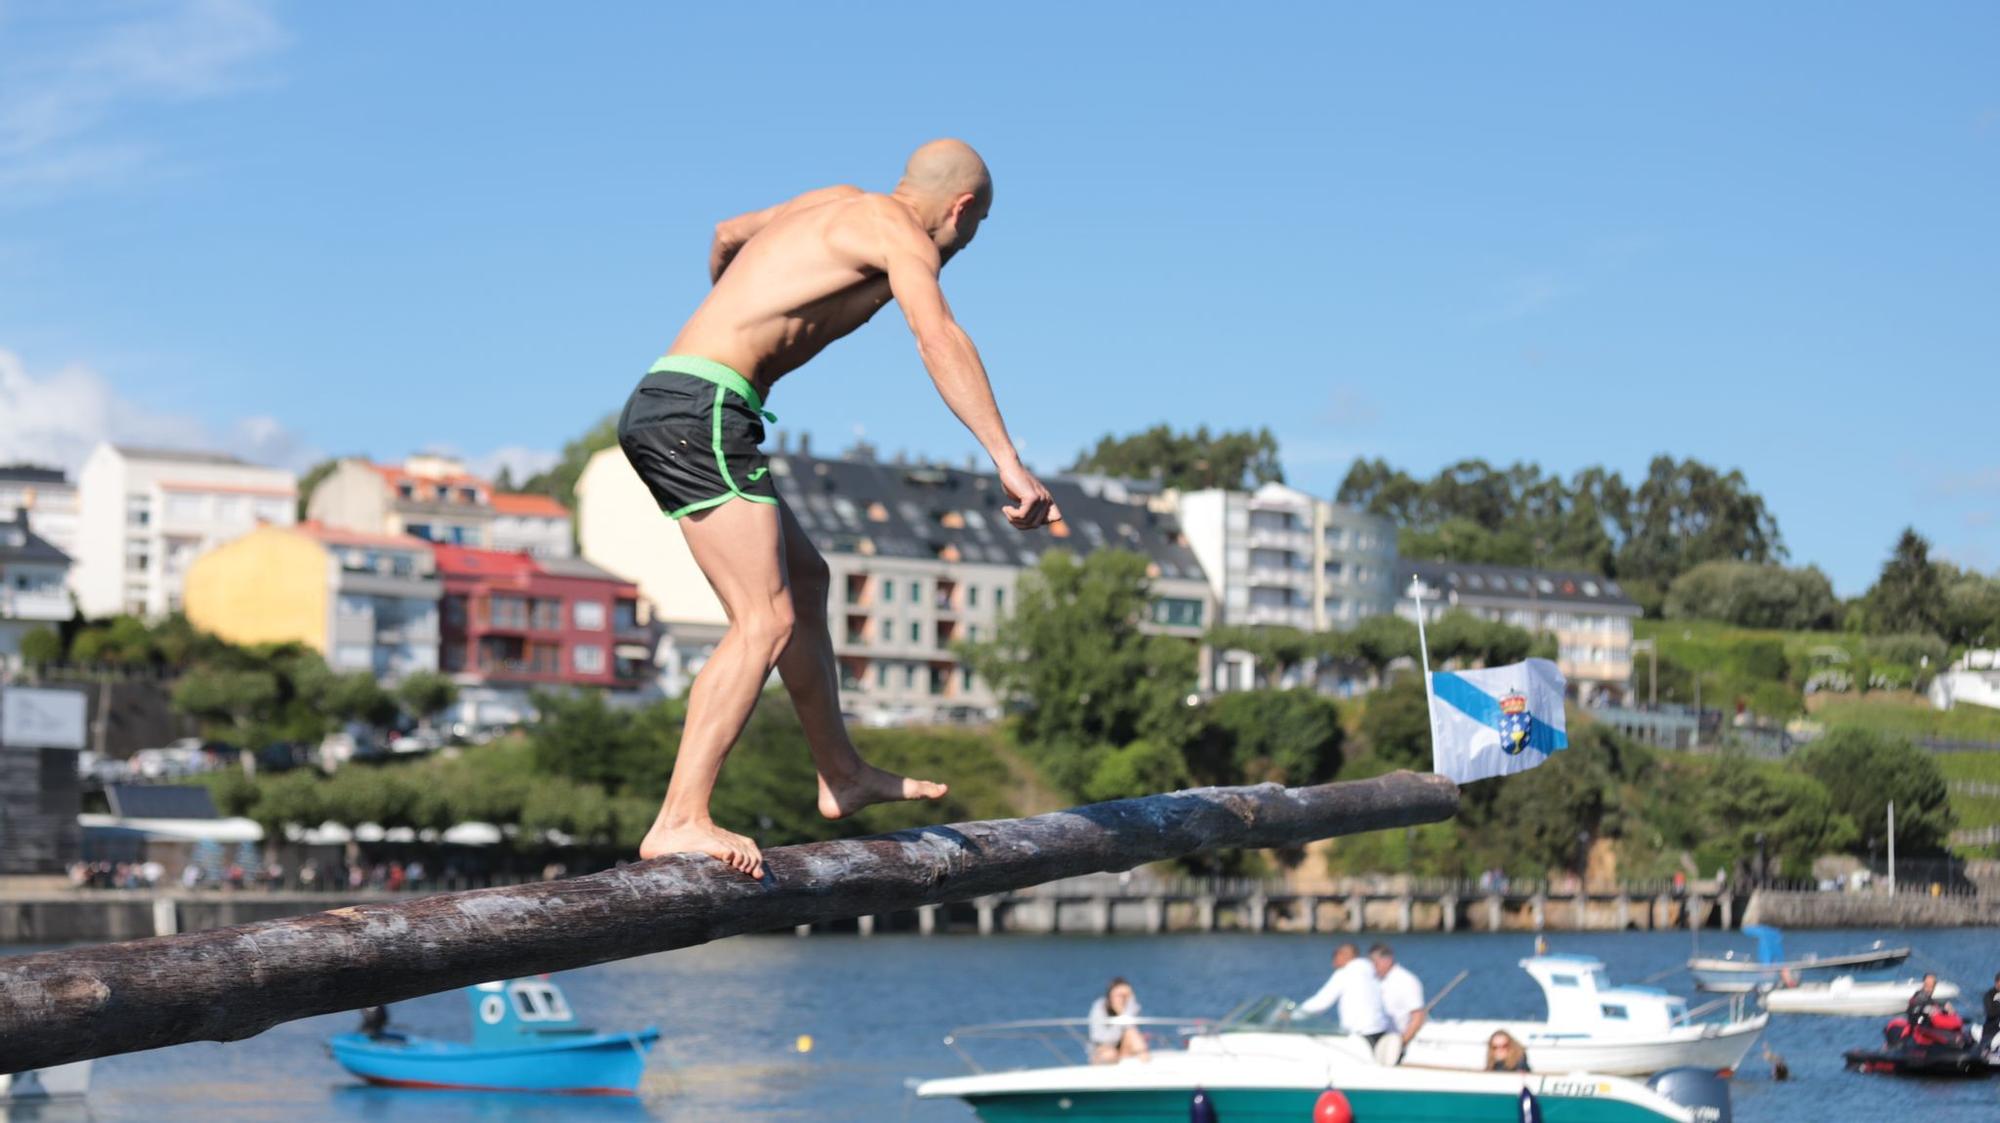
[1524, 954, 1689, 1035]
[466, 976, 594, 1048]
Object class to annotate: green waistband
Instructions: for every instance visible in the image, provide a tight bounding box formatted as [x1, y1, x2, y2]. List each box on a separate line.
[649, 354, 769, 416]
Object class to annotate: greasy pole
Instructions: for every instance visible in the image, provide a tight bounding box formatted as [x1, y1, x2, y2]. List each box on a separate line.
[0, 771, 1458, 1070]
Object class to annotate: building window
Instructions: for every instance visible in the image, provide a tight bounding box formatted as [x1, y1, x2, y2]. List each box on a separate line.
[406, 523, 434, 541]
[573, 645, 605, 674]
[994, 587, 1005, 612]
[398, 483, 415, 500]
[254, 498, 288, 522]
[968, 585, 979, 608]
[961, 667, 974, 690]
[573, 600, 606, 630]
[126, 495, 152, 527]
[1151, 597, 1204, 628]
[338, 594, 371, 618]
[904, 665, 916, 688]
[458, 487, 478, 503]
[883, 581, 894, 603]
[909, 620, 921, 644]
[335, 645, 372, 669]
[877, 662, 891, 687]
[909, 580, 922, 602]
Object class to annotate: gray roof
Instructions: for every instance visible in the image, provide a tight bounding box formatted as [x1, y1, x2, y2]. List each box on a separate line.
[112, 445, 250, 465]
[0, 512, 69, 566]
[0, 464, 68, 485]
[108, 784, 219, 820]
[1398, 558, 1639, 611]
[769, 454, 1205, 582]
[537, 555, 632, 584]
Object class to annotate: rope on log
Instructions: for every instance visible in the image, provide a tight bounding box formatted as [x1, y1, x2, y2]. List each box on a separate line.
[0, 770, 1457, 1071]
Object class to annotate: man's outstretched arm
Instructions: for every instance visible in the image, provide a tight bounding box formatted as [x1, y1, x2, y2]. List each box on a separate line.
[874, 208, 1058, 530]
[708, 185, 863, 282]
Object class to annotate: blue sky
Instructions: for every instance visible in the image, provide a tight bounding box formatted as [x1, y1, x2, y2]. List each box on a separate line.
[2, 1, 1995, 594]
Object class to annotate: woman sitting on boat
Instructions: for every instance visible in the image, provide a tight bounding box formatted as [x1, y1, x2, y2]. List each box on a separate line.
[1487, 1031, 1531, 1073]
[1088, 978, 1151, 1065]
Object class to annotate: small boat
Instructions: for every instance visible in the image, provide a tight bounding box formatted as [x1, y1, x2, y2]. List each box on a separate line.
[1842, 1011, 1996, 1078]
[1762, 975, 1961, 1017]
[1689, 925, 1908, 993]
[1403, 953, 1766, 1076]
[918, 999, 1734, 1121]
[0, 1060, 92, 1102]
[328, 976, 659, 1095]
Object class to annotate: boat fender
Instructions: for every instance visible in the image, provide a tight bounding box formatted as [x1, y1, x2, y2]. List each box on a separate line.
[1312, 1088, 1352, 1123]
[1189, 1086, 1219, 1123]
[1518, 1087, 1543, 1123]
[1647, 1066, 1732, 1123]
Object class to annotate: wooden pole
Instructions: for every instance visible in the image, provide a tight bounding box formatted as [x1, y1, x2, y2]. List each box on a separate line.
[0, 771, 1455, 1071]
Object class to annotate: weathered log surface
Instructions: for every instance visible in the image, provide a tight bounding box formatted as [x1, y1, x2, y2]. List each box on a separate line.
[0, 770, 1457, 1070]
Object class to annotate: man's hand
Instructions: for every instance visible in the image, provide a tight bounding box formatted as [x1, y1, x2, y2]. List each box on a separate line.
[998, 458, 1061, 530]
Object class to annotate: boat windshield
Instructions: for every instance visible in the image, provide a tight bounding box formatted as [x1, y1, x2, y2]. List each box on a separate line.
[1213, 995, 1344, 1035]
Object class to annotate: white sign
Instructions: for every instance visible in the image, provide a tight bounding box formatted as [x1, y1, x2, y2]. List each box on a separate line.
[0, 686, 88, 750]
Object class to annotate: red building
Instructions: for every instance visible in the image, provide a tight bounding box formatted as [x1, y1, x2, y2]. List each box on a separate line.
[434, 546, 654, 708]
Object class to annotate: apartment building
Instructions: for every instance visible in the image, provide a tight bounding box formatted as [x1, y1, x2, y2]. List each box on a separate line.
[434, 545, 653, 726]
[72, 444, 298, 619]
[577, 447, 1213, 726]
[0, 465, 80, 559]
[1397, 558, 1641, 706]
[308, 454, 573, 558]
[182, 523, 442, 678]
[1178, 483, 1398, 630]
[0, 513, 73, 671]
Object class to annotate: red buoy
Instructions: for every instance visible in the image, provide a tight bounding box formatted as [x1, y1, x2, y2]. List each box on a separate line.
[1313, 1088, 1354, 1123]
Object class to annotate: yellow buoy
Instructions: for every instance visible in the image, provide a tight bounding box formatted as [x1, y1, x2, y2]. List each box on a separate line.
[795, 1033, 814, 1054]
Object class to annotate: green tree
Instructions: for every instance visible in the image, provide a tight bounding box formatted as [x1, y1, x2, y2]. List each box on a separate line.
[395, 671, 460, 731]
[1937, 564, 2000, 648]
[1865, 528, 1944, 637]
[1199, 689, 1343, 785]
[1664, 562, 1840, 630]
[1346, 613, 1420, 676]
[1357, 675, 1431, 767]
[326, 673, 400, 728]
[1071, 424, 1283, 490]
[17, 627, 61, 666]
[961, 550, 1198, 796]
[172, 668, 282, 741]
[1698, 757, 1857, 878]
[1204, 624, 1315, 688]
[1796, 728, 1955, 855]
[1616, 457, 1786, 584]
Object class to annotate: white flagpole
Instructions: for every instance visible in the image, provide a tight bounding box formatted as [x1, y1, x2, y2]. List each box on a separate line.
[1408, 576, 1440, 773]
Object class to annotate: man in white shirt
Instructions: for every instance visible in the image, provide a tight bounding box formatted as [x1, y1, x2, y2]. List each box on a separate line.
[1298, 943, 1398, 1063]
[1369, 943, 1427, 1065]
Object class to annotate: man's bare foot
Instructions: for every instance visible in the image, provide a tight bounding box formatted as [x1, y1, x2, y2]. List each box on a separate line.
[818, 763, 949, 820]
[640, 819, 765, 879]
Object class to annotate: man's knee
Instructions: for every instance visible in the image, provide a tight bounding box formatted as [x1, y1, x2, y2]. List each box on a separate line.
[739, 598, 797, 663]
[792, 553, 832, 609]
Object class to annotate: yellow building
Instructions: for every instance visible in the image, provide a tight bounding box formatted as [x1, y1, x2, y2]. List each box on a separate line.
[184, 523, 442, 677]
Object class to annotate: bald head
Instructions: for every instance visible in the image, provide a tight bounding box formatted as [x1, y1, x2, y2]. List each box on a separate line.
[899, 138, 991, 202]
[893, 138, 993, 256]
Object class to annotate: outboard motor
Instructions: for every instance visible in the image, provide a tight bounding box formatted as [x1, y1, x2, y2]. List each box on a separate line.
[1648, 1067, 1732, 1123]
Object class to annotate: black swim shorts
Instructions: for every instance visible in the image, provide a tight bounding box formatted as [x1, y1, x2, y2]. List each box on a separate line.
[616, 354, 780, 519]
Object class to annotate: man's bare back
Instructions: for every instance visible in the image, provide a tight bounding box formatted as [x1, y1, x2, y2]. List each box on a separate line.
[613, 140, 1060, 881]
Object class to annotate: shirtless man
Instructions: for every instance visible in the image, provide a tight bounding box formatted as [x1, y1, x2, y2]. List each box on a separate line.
[616, 139, 1059, 880]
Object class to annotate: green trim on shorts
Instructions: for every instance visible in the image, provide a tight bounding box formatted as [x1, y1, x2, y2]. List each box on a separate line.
[649, 354, 776, 421]
[652, 353, 778, 520]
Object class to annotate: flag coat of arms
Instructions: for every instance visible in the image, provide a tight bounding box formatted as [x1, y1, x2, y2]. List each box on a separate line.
[1427, 657, 1568, 784]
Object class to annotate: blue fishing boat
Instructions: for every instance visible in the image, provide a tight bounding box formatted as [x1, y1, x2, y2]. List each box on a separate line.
[328, 976, 659, 1096]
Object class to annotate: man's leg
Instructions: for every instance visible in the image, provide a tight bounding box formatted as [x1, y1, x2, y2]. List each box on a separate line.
[639, 498, 794, 878]
[771, 497, 947, 818]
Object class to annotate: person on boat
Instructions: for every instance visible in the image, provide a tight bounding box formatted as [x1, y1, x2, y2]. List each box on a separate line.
[1299, 943, 1398, 1064]
[1980, 971, 2000, 1055]
[358, 1005, 391, 1039]
[1487, 1031, 1531, 1072]
[1368, 943, 1427, 1065]
[1087, 978, 1150, 1065]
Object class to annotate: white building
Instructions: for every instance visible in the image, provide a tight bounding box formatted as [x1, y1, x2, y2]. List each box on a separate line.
[72, 444, 298, 619]
[0, 513, 73, 671]
[578, 447, 1213, 724]
[0, 466, 80, 560]
[1397, 559, 1641, 706]
[1177, 483, 1398, 631]
[1930, 649, 2000, 713]
[308, 454, 573, 558]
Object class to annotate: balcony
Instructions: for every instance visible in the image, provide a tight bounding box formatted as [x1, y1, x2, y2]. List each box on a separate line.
[1242, 603, 1311, 628]
[1246, 565, 1311, 589]
[1246, 526, 1311, 552]
[0, 588, 72, 622]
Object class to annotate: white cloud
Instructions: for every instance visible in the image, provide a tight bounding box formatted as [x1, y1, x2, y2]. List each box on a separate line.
[0, 346, 318, 471]
[0, 0, 287, 196]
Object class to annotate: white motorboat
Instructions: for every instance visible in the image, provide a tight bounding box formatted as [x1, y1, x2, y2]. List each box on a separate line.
[1403, 954, 1766, 1077]
[1762, 975, 1961, 1017]
[1689, 925, 1908, 993]
[0, 1060, 91, 1102]
[917, 1000, 1735, 1122]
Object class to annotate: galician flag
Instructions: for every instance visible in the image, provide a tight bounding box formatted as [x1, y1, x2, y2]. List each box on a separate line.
[1427, 657, 1568, 784]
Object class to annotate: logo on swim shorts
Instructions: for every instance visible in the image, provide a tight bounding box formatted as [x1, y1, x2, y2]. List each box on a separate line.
[1497, 691, 1533, 755]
